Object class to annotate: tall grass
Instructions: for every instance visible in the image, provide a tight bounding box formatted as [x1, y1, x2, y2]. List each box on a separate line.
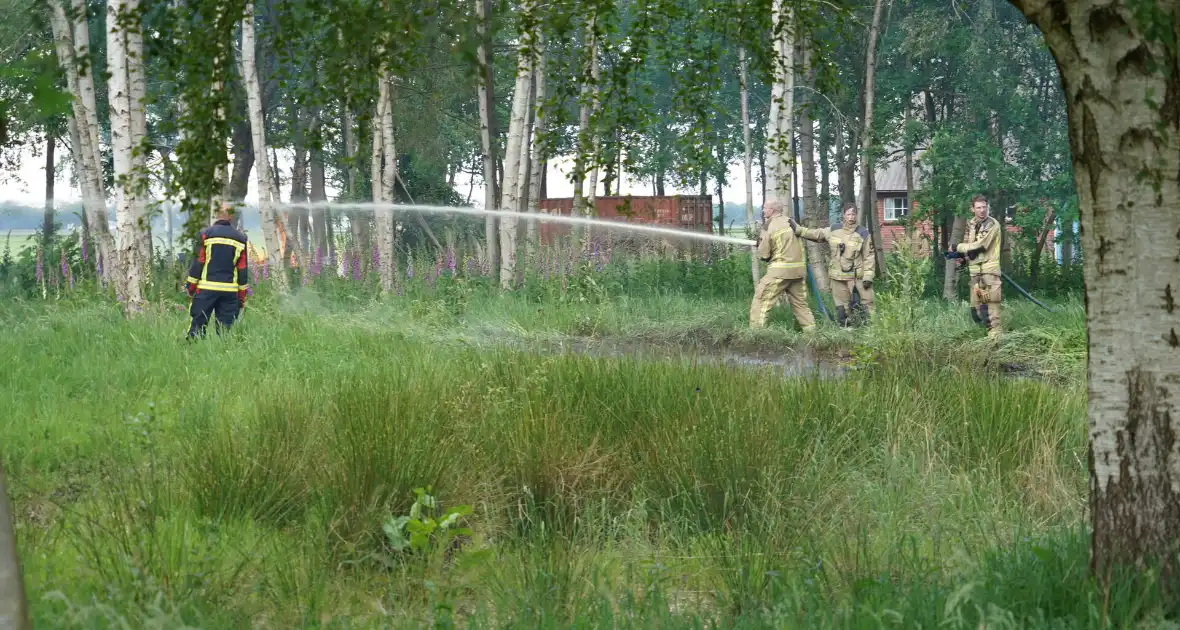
[1, 297, 1161, 628]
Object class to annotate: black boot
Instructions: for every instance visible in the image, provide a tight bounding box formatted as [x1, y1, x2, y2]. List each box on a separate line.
[978, 304, 991, 329]
[970, 307, 982, 324]
[837, 306, 848, 327]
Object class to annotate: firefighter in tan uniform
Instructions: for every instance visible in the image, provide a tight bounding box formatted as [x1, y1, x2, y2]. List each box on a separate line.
[749, 198, 816, 331]
[795, 202, 875, 326]
[953, 194, 1003, 338]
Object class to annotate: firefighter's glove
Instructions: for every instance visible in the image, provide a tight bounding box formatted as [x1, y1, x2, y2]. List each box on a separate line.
[238, 289, 248, 306]
[787, 217, 799, 232]
[186, 282, 197, 297]
[861, 279, 872, 290]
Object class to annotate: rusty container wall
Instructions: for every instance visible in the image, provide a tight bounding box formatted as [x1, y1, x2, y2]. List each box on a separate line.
[535, 195, 713, 246]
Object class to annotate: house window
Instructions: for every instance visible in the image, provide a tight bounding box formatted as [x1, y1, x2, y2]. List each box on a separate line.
[884, 197, 909, 222]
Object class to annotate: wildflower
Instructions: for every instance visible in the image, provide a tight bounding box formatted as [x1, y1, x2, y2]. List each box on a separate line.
[446, 247, 456, 275]
[406, 255, 414, 279]
[81, 237, 89, 263]
[35, 247, 43, 282]
[352, 254, 361, 281]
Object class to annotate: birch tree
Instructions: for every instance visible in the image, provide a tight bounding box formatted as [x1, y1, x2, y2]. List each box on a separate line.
[571, 11, 600, 247]
[765, 0, 794, 202]
[525, 43, 547, 255]
[107, 0, 148, 312]
[48, 0, 115, 285]
[475, 0, 499, 271]
[739, 46, 758, 284]
[240, 0, 289, 294]
[798, 40, 829, 292]
[372, 70, 397, 294]
[1006, 0, 1180, 582]
[499, 1, 539, 290]
[857, 0, 889, 277]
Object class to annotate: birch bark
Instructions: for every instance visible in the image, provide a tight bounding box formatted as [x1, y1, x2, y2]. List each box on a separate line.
[240, 0, 289, 293]
[1007, 0, 1180, 580]
[107, 0, 147, 312]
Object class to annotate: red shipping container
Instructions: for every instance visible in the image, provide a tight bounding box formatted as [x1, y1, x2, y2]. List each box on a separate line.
[534, 195, 713, 245]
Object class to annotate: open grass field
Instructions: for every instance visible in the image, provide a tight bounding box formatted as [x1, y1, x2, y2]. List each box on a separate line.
[2, 229, 38, 256]
[3, 274, 1174, 628]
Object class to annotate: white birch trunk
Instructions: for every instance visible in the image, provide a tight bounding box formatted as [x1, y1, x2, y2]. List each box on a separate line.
[51, 0, 115, 284]
[379, 73, 397, 295]
[572, 11, 597, 249]
[240, 0, 289, 293]
[369, 71, 396, 295]
[526, 43, 547, 256]
[765, 0, 794, 202]
[107, 0, 147, 313]
[739, 47, 759, 283]
[127, 7, 151, 269]
[475, 0, 498, 270]
[585, 38, 601, 238]
[499, 16, 536, 290]
[1009, 0, 1180, 579]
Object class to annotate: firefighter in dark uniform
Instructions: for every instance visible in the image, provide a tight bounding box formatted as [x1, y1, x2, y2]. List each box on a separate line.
[185, 206, 249, 338]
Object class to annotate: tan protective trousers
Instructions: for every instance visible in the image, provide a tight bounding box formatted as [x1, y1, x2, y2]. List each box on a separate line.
[830, 278, 875, 314]
[750, 274, 816, 330]
[969, 273, 1002, 336]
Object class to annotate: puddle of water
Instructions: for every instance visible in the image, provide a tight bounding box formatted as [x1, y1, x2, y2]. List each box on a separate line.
[483, 334, 847, 379]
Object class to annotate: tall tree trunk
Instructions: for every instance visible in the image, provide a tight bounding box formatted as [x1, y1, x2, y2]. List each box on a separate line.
[1028, 206, 1056, 287]
[819, 115, 831, 224]
[572, 11, 599, 248]
[160, 149, 174, 255]
[1008, 0, 1180, 583]
[835, 124, 856, 206]
[240, 0, 288, 294]
[127, 4, 151, 270]
[227, 117, 253, 201]
[0, 462, 30, 630]
[739, 47, 759, 283]
[500, 8, 537, 290]
[107, 0, 147, 312]
[765, 0, 794, 200]
[1060, 217, 1074, 270]
[42, 133, 55, 245]
[310, 137, 329, 259]
[372, 71, 397, 295]
[50, 0, 114, 284]
[799, 41, 828, 292]
[858, 0, 889, 276]
[475, 0, 499, 271]
[904, 97, 915, 250]
[526, 45, 547, 256]
[942, 215, 966, 300]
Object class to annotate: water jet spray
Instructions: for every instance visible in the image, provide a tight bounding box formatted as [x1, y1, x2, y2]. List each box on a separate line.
[281, 201, 758, 247]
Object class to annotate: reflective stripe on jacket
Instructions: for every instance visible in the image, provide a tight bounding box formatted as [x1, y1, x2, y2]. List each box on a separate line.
[186, 220, 250, 292]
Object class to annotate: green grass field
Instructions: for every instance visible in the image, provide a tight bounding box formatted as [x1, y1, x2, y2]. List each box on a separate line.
[2, 229, 37, 255]
[4, 280, 1175, 628]
[1, 237, 1173, 627]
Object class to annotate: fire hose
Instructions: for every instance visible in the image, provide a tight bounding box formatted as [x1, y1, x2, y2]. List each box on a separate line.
[943, 251, 1055, 312]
